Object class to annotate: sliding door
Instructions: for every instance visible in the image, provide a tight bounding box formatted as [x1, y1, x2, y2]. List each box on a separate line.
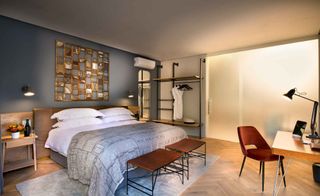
[207, 39, 319, 142]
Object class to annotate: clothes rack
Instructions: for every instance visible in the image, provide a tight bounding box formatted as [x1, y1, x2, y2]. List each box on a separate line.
[153, 59, 204, 138]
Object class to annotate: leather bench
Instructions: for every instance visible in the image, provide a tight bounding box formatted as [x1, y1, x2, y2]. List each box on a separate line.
[166, 138, 206, 180]
[126, 149, 184, 196]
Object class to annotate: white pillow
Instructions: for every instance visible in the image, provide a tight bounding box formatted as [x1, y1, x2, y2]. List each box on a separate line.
[51, 108, 105, 121]
[99, 107, 133, 118]
[102, 114, 136, 124]
[52, 117, 103, 129]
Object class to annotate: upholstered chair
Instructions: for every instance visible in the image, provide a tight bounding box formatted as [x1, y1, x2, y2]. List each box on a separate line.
[237, 126, 286, 192]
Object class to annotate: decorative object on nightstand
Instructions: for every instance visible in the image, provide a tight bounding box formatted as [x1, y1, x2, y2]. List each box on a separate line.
[6, 123, 25, 139]
[1, 133, 38, 172]
[24, 119, 31, 137]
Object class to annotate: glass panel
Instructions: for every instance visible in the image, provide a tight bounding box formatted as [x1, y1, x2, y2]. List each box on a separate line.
[138, 70, 151, 120]
[138, 70, 150, 82]
[207, 39, 318, 142]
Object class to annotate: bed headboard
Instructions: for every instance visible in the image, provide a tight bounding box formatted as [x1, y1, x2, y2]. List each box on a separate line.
[33, 106, 129, 158]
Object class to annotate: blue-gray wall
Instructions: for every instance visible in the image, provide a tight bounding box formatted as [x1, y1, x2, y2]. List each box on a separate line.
[0, 16, 154, 113]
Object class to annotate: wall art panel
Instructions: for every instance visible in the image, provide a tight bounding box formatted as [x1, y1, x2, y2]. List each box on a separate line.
[55, 40, 109, 101]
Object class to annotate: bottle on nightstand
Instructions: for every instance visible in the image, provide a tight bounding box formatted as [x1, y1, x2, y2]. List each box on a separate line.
[24, 119, 31, 137]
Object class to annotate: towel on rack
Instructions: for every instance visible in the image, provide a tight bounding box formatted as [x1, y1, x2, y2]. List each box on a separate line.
[172, 86, 184, 120]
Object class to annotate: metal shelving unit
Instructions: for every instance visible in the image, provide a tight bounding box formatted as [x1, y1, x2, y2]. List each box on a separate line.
[153, 59, 204, 138]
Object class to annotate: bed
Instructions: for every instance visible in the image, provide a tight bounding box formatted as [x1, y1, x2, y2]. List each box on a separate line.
[33, 106, 114, 165]
[33, 106, 187, 196]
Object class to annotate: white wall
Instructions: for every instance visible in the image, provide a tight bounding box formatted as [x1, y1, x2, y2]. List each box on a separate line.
[207, 39, 319, 143]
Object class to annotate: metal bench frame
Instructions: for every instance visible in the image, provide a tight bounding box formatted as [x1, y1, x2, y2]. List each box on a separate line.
[126, 154, 185, 196]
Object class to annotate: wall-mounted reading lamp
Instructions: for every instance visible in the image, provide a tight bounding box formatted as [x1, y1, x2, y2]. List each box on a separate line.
[283, 88, 319, 139]
[128, 91, 134, 99]
[21, 85, 35, 97]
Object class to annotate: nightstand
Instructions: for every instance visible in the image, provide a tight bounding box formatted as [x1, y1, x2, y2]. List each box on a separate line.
[1, 133, 37, 172]
[128, 106, 140, 120]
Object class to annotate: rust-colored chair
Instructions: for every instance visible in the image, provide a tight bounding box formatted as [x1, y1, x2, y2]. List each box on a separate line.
[237, 126, 286, 192]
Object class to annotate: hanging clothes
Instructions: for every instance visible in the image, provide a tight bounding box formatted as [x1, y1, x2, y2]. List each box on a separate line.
[172, 86, 184, 120]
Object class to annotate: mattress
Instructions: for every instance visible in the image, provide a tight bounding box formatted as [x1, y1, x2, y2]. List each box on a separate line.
[45, 119, 142, 157]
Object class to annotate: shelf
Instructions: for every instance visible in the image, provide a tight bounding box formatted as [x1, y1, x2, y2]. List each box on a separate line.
[155, 60, 203, 139]
[4, 159, 34, 173]
[152, 119, 200, 128]
[138, 80, 151, 84]
[153, 75, 201, 82]
[158, 108, 173, 111]
[158, 99, 174, 101]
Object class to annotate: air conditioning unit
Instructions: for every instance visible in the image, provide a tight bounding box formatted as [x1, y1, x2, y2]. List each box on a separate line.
[134, 57, 156, 70]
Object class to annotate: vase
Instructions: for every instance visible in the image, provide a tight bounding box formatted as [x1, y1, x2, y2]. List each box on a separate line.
[11, 132, 20, 139]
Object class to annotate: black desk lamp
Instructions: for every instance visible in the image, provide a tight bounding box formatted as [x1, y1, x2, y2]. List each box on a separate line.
[284, 88, 319, 139]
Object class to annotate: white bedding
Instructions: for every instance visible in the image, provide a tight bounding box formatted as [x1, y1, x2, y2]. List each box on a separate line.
[45, 119, 142, 157]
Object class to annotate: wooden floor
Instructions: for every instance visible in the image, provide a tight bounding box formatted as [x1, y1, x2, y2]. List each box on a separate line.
[2, 138, 320, 196]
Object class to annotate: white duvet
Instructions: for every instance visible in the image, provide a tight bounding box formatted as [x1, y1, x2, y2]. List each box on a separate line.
[45, 119, 142, 157]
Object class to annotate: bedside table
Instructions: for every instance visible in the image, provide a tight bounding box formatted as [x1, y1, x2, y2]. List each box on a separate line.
[128, 106, 140, 120]
[1, 133, 38, 172]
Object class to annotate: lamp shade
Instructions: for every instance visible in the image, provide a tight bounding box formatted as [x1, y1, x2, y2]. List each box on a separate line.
[22, 85, 35, 96]
[283, 88, 296, 100]
[128, 91, 134, 99]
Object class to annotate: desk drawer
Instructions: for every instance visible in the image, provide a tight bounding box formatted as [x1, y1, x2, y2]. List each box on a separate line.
[5, 138, 34, 148]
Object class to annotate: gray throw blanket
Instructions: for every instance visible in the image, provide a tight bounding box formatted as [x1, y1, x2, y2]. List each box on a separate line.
[67, 122, 187, 196]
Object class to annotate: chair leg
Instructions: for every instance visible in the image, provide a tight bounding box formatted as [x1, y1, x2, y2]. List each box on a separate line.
[262, 161, 265, 192]
[259, 161, 262, 175]
[280, 159, 287, 187]
[239, 156, 246, 177]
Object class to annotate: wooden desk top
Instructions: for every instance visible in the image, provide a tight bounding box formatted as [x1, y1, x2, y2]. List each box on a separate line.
[272, 131, 320, 162]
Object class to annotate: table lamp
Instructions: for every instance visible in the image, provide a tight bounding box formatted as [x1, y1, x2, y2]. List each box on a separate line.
[283, 88, 319, 139]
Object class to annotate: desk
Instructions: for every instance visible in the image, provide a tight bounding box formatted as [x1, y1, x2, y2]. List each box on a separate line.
[272, 131, 320, 195]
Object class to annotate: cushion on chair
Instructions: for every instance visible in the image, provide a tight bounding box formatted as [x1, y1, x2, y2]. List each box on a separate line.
[247, 149, 283, 161]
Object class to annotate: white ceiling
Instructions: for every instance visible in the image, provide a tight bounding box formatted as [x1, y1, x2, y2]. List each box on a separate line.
[0, 0, 319, 60]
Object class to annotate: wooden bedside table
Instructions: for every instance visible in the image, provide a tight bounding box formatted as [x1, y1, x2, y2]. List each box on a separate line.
[128, 106, 140, 120]
[1, 133, 38, 172]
